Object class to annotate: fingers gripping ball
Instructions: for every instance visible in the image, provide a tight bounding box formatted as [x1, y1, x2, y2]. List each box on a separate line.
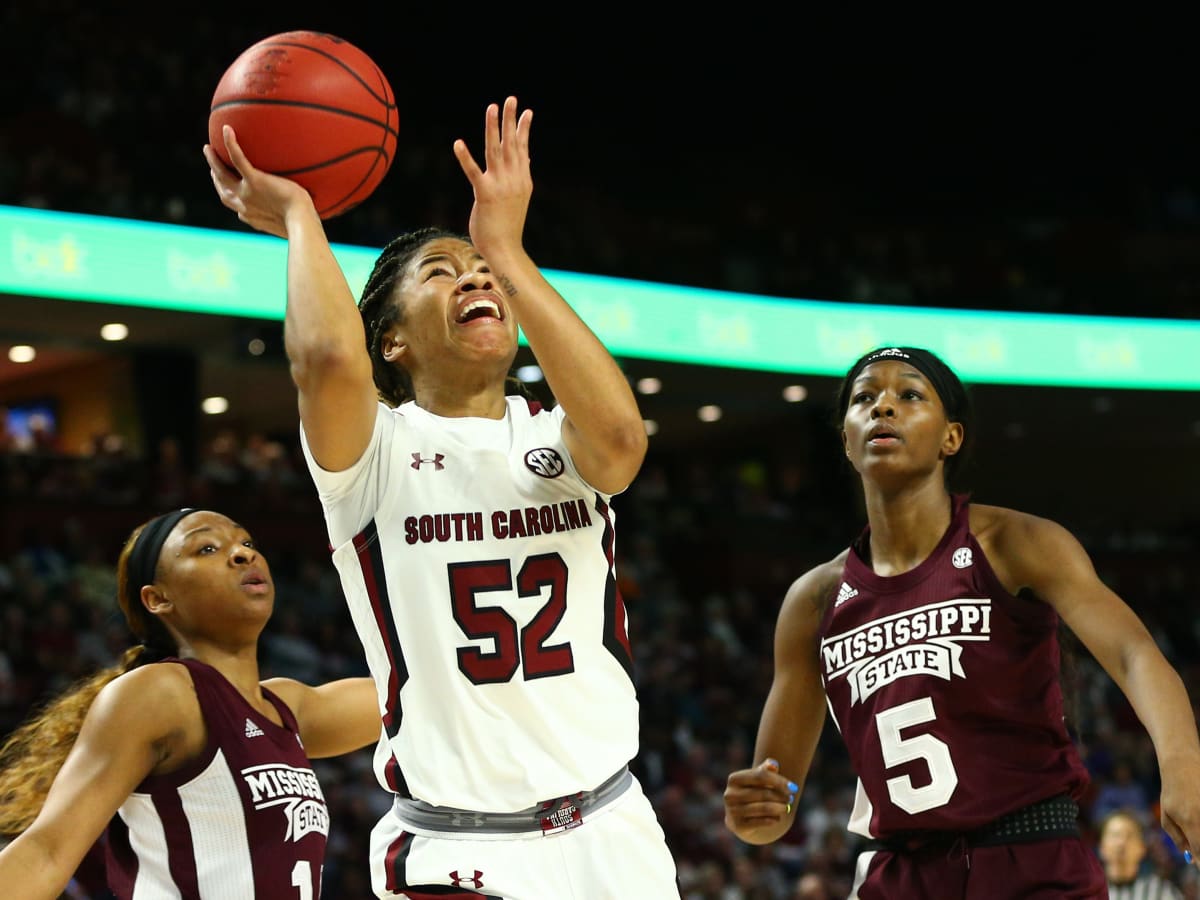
[209, 31, 398, 219]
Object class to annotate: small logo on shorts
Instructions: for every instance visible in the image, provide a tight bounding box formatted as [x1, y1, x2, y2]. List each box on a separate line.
[952, 547, 973, 569]
[540, 795, 584, 835]
[449, 870, 485, 889]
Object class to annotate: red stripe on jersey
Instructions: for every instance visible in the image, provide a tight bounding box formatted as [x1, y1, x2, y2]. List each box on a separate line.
[595, 494, 634, 675]
[353, 521, 411, 797]
[353, 521, 407, 734]
[384, 831, 504, 897]
[154, 787, 202, 897]
[384, 753, 404, 794]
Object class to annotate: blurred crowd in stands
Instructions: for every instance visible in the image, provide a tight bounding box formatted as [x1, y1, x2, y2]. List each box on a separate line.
[4, 6, 1200, 897]
[2, 420, 1199, 898]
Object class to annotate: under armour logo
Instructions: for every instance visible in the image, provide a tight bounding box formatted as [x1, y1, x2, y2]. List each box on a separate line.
[411, 452, 445, 471]
[449, 870, 485, 889]
[449, 811, 486, 827]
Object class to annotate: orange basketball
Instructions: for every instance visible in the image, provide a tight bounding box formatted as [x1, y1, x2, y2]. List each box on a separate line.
[209, 31, 398, 220]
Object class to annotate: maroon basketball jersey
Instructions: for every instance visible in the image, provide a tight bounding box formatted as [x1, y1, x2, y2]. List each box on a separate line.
[818, 494, 1090, 839]
[106, 659, 329, 899]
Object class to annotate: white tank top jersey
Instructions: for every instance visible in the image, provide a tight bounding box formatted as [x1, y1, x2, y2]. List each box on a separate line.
[300, 397, 640, 813]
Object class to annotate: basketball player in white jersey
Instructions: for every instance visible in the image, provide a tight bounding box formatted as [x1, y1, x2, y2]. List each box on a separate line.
[0, 508, 381, 899]
[204, 97, 682, 898]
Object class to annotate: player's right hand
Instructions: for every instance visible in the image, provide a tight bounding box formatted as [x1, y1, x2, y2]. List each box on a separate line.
[203, 125, 315, 239]
[723, 758, 799, 844]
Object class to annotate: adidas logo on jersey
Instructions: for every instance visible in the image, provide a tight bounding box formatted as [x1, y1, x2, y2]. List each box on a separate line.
[244, 718, 265, 738]
[835, 582, 859, 606]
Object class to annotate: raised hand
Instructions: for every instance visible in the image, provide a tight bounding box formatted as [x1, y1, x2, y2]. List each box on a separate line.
[723, 758, 799, 844]
[1159, 756, 1200, 868]
[202, 125, 315, 239]
[452, 96, 533, 260]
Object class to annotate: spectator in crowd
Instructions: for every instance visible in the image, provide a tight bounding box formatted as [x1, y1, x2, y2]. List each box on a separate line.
[1099, 808, 1185, 899]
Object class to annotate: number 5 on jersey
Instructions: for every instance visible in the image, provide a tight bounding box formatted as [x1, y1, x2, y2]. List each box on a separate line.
[876, 697, 959, 814]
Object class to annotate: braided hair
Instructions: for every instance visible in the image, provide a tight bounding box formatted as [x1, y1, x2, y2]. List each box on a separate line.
[356, 226, 538, 408]
[358, 226, 466, 407]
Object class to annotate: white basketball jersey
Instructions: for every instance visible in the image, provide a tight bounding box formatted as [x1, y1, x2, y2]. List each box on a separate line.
[300, 397, 639, 812]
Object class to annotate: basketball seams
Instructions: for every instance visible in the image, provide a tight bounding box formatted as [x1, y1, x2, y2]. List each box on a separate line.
[317, 172, 385, 217]
[210, 98, 399, 144]
[209, 30, 396, 220]
[256, 39, 397, 108]
[276, 149, 389, 175]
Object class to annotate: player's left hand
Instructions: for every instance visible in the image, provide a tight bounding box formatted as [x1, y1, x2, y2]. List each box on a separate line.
[1158, 753, 1200, 865]
[452, 96, 533, 259]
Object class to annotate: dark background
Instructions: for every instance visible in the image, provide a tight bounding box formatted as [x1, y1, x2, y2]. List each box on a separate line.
[6, 6, 1200, 302]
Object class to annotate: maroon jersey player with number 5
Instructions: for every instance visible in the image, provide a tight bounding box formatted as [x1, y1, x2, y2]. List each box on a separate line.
[723, 346, 1200, 899]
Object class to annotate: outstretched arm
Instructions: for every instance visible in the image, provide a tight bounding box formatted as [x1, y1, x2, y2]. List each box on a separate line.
[991, 509, 1200, 863]
[0, 666, 194, 899]
[203, 129, 378, 473]
[453, 97, 647, 495]
[263, 676, 381, 758]
[723, 561, 837, 845]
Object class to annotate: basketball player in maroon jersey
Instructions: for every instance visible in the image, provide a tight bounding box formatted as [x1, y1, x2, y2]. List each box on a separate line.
[0, 508, 381, 899]
[723, 347, 1200, 898]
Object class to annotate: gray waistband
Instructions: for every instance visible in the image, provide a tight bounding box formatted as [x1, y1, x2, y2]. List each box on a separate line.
[393, 766, 632, 834]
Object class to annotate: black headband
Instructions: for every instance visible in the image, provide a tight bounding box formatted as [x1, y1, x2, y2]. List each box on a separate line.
[127, 508, 208, 603]
[845, 347, 962, 420]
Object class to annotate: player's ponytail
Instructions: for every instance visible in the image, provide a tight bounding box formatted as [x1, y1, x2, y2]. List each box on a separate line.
[0, 519, 178, 835]
[0, 648, 145, 835]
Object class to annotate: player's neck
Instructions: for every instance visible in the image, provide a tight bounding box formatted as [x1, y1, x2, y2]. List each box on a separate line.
[415, 383, 509, 420]
[861, 483, 953, 576]
[185, 644, 265, 702]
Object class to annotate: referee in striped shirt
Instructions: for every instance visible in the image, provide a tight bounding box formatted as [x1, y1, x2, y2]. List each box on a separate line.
[1098, 808, 1184, 900]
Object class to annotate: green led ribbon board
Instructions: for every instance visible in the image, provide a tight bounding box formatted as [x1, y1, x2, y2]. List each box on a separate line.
[2, 204, 1198, 389]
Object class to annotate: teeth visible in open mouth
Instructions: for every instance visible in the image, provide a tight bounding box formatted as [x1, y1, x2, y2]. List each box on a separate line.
[458, 299, 500, 322]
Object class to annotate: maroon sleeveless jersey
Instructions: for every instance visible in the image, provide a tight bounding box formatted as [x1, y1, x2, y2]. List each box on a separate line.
[105, 659, 329, 899]
[818, 494, 1091, 840]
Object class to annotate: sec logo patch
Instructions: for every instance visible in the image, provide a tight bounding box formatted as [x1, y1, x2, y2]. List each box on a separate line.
[525, 448, 565, 479]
